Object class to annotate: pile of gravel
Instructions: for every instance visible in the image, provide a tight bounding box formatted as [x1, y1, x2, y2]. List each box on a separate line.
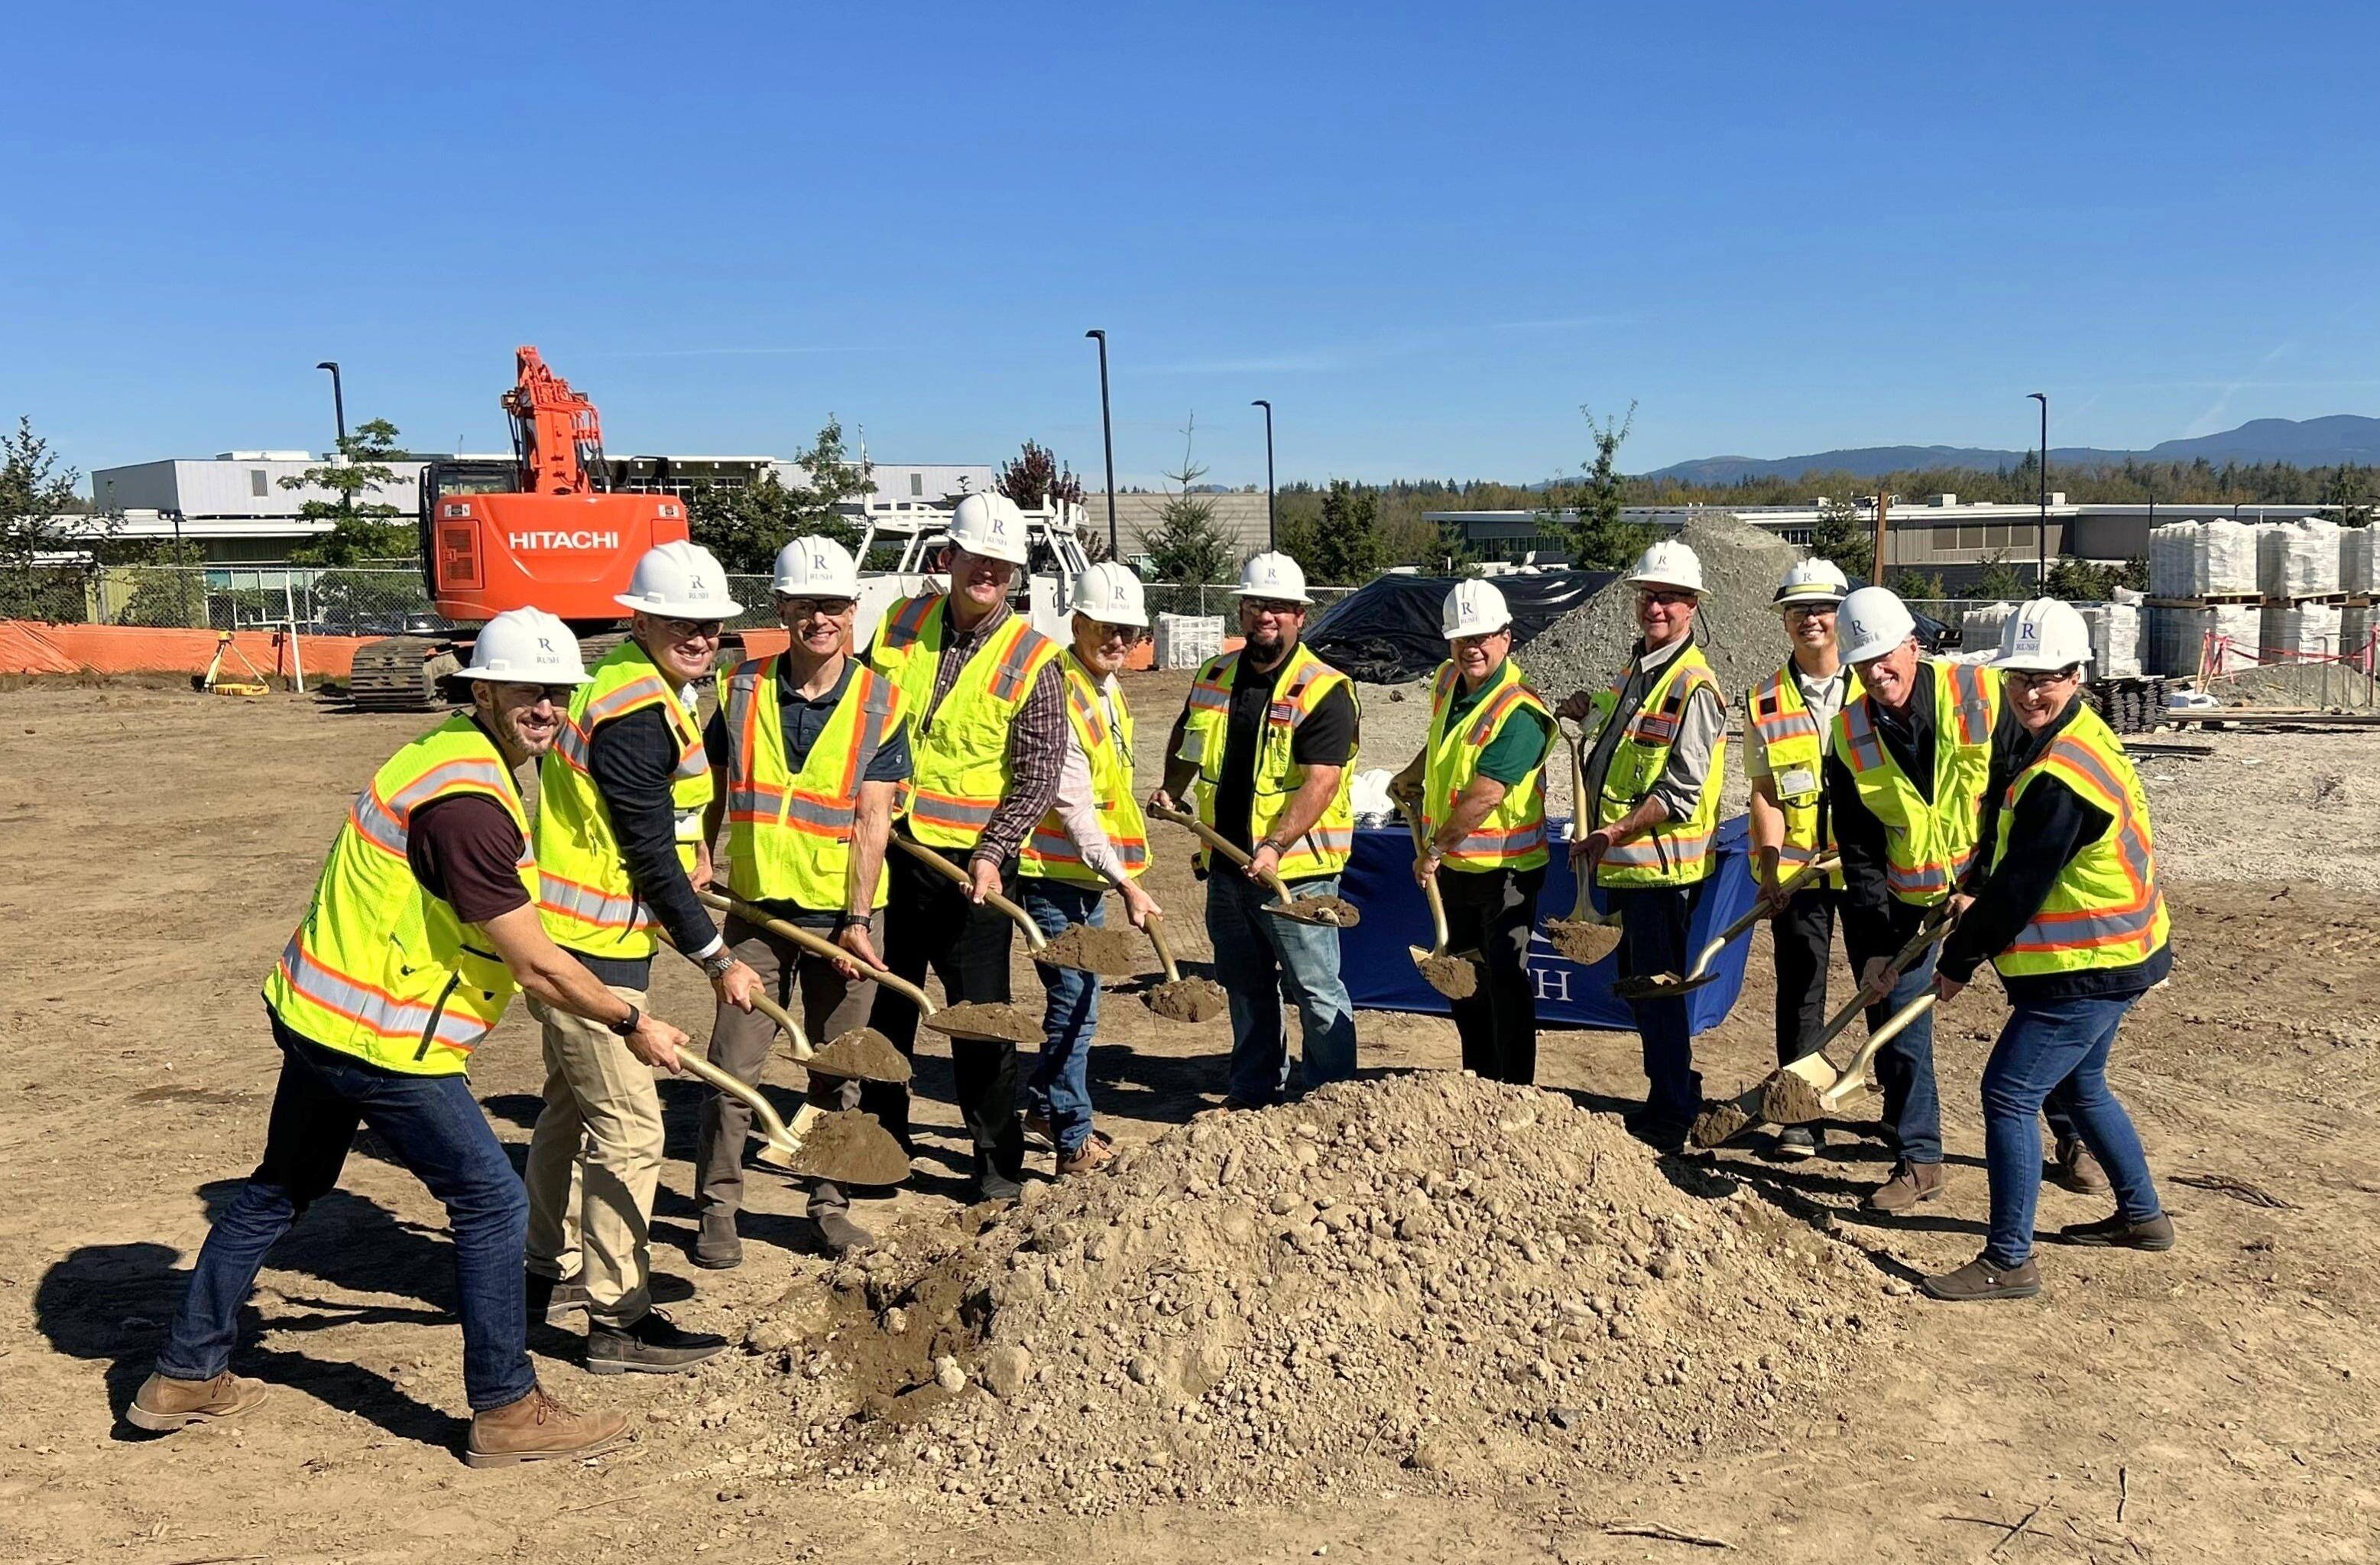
[698, 1073, 1901, 1515]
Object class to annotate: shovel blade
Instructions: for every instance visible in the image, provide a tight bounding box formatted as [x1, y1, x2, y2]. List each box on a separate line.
[792, 1027, 913, 1086]
[1265, 895, 1360, 928]
[1612, 969, 1723, 1002]
[1544, 917, 1623, 966]
[754, 1109, 912, 1187]
[1758, 1054, 1841, 1125]
[1144, 976, 1227, 1024]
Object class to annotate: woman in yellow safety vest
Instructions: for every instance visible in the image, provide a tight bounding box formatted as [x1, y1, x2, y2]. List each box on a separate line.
[1922, 600, 2174, 1304]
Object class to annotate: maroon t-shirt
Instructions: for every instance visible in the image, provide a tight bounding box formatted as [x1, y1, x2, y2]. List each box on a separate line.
[407, 794, 533, 927]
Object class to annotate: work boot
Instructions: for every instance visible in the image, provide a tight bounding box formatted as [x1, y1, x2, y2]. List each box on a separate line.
[2060, 1212, 2176, 1251]
[1920, 1254, 2041, 1303]
[585, 1309, 730, 1375]
[524, 1270, 589, 1328]
[1769, 1125, 1821, 1162]
[1023, 1109, 1055, 1147]
[127, 1370, 271, 1432]
[462, 1383, 630, 1468]
[1623, 1111, 1691, 1154]
[812, 1209, 876, 1255]
[1057, 1137, 1115, 1177]
[1864, 1160, 1946, 1213]
[692, 1212, 743, 1271]
[2052, 1137, 2112, 1195]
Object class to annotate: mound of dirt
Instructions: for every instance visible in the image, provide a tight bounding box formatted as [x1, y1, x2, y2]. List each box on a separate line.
[713, 1074, 1901, 1515]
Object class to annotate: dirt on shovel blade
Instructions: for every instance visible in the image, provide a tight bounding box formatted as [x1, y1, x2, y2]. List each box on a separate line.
[794, 1027, 913, 1085]
[1034, 923, 1143, 976]
[927, 1001, 1044, 1044]
[1759, 1069, 1827, 1127]
[1416, 951, 1480, 1000]
[1544, 917, 1623, 965]
[1272, 893, 1359, 927]
[1146, 976, 1228, 1024]
[780, 1109, 912, 1187]
[1691, 1100, 1753, 1148]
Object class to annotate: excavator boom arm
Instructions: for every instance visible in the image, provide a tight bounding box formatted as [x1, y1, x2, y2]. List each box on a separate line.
[500, 345, 608, 495]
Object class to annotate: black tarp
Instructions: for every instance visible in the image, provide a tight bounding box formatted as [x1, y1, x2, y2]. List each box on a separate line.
[1302, 570, 1613, 683]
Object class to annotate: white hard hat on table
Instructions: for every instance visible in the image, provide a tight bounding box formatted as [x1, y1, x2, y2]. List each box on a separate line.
[1837, 586, 1918, 664]
[948, 493, 1032, 566]
[1234, 551, 1312, 603]
[1441, 578, 1512, 638]
[1624, 539, 1704, 595]
[1996, 598, 2094, 671]
[1775, 557, 1850, 607]
[461, 609, 592, 685]
[614, 541, 743, 619]
[1072, 560, 1149, 628]
[772, 536, 860, 599]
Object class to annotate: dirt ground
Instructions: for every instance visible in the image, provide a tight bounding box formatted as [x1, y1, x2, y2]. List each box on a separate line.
[2, 671, 2377, 1563]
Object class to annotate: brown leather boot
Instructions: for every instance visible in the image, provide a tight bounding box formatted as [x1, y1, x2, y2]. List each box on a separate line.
[1921, 1254, 2041, 1302]
[1864, 1159, 1946, 1213]
[127, 1371, 271, 1432]
[463, 1384, 630, 1468]
[2052, 1137, 2112, 1195]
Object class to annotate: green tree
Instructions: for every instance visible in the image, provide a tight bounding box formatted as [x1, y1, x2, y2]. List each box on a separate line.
[0, 417, 101, 620]
[2323, 462, 2375, 526]
[1285, 479, 1383, 586]
[1138, 417, 1235, 584]
[1972, 550, 2027, 601]
[1557, 401, 1652, 568]
[284, 418, 416, 565]
[1808, 493, 1873, 580]
[689, 416, 874, 573]
[1899, 570, 1949, 602]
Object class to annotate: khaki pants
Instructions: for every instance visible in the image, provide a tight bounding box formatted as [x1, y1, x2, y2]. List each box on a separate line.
[696, 912, 882, 1222]
[523, 983, 660, 1330]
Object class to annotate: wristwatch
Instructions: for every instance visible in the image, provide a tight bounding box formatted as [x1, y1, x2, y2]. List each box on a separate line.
[605, 1005, 642, 1039]
[700, 949, 738, 980]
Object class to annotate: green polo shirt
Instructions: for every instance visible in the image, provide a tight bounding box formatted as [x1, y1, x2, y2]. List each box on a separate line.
[1446, 664, 1553, 785]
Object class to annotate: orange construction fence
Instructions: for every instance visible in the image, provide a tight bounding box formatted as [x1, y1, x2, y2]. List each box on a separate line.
[0, 622, 373, 679]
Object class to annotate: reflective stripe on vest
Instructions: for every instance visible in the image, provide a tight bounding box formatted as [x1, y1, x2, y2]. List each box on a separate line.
[1177, 641, 1360, 881]
[868, 596, 1060, 851]
[1584, 642, 1727, 888]
[1022, 654, 1149, 885]
[1835, 660, 1999, 906]
[1991, 707, 2170, 975]
[721, 654, 903, 909]
[1422, 656, 1550, 872]
[1747, 663, 1861, 890]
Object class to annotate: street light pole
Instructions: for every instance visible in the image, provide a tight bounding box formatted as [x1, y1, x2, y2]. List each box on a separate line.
[1085, 330, 1118, 559]
[2028, 391, 2048, 586]
[1251, 399, 1276, 550]
[316, 361, 346, 449]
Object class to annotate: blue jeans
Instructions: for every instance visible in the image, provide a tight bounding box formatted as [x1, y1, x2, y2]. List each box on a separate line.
[157, 1021, 535, 1413]
[1205, 868, 1358, 1107]
[1021, 878, 1104, 1155]
[1862, 933, 1944, 1165]
[1613, 883, 1704, 1122]
[1981, 992, 2164, 1266]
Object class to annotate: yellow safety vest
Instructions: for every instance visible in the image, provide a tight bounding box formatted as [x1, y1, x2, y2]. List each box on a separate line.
[1583, 641, 1727, 888]
[1422, 654, 1551, 873]
[1987, 703, 2171, 979]
[535, 639, 714, 960]
[867, 594, 1062, 852]
[1179, 641, 1360, 882]
[1021, 651, 1149, 885]
[1833, 659, 2000, 907]
[261, 714, 535, 1076]
[1744, 662, 1863, 891]
[720, 653, 906, 912]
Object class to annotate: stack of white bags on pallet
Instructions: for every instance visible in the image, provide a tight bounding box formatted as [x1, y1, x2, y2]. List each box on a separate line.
[2077, 593, 2143, 678]
[2257, 518, 2343, 599]
[2148, 602, 2261, 676]
[2147, 519, 2261, 598]
[2344, 527, 2375, 596]
[1960, 601, 2015, 661]
[2261, 600, 2342, 664]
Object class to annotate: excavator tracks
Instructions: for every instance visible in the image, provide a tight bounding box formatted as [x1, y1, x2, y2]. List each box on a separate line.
[348, 636, 462, 712]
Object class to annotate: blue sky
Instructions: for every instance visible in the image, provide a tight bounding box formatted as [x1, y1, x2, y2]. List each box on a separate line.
[8, 2, 2378, 489]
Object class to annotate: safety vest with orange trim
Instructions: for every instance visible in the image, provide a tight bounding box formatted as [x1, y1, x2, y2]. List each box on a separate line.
[1179, 641, 1360, 882]
[261, 713, 535, 1076]
[535, 639, 714, 960]
[1832, 658, 2000, 907]
[720, 653, 906, 911]
[1986, 703, 2170, 979]
[867, 595, 1062, 852]
[1582, 641, 1727, 888]
[1020, 651, 1149, 886]
[1421, 654, 1551, 873]
[1743, 661, 1863, 891]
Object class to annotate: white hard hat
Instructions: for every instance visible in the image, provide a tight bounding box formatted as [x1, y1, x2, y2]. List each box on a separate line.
[772, 535, 859, 599]
[1071, 560, 1149, 628]
[460, 608, 592, 686]
[1624, 539, 1704, 595]
[948, 492, 1031, 566]
[1441, 578, 1512, 639]
[1996, 598, 2094, 672]
[1838, 586, 1918, 664]
[1775, 556, 1850, 607]
[1234, 550, 1312, 603]
[614, 540, 743, 619]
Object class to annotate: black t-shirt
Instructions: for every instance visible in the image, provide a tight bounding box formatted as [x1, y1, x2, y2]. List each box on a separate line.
[1212, 649, 1358, 853]
[407, 794, 532, 927]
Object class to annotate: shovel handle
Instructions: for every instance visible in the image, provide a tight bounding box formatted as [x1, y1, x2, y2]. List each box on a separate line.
[1678, 852, 1843, 983]
[1149, 802, 1305, 907]
[748, 989, 812, 1057]
[696, 888, 937, 1018]
[1819, 992, 1940, 1112]
[1791, 903, 1959, 1064]
[1145, 912, 1184, 983]
[1401, 807, 1454, 950]
[1562, 723, 1594, 921]
[889, 833, 1049, 950]
[674, 1049, 803, 1150]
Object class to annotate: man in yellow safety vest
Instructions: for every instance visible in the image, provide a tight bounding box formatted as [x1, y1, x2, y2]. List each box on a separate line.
[1557, 540, 1729, 1148]
[1017, 562, 1164, 1173]
[1922, 599, 2173, 1302]
[693, 536, 910, 1264]
[527, 541, 754, 1373]
[132, 610, 692, 1466]
[1388, 578, 1554, 1084]
[866, 492, 1069, 1203]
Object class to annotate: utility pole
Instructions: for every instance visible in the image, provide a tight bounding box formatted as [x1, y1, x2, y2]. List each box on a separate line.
[1870, 490, 1890, 589]
[316, 361, 346, 448]
[1251, 399, 1276, 550]
[2028, 391, 2049, 586]
[1085, 330, 1118, 558]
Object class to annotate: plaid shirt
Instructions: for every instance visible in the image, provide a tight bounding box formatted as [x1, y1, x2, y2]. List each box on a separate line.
[930, 599, 1065, 865]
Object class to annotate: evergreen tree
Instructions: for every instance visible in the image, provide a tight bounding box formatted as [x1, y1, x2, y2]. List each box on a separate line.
[690, 416, 873, 573]
[1808, 493, 1873, 580]
[284, 419, 414, 566]
[1139, 417, 1234, 584]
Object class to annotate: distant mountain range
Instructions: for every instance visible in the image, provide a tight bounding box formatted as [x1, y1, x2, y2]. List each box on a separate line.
[1641, 414, 2380, 485]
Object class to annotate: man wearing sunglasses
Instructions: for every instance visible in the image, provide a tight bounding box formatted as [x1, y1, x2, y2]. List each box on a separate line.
[694, 536, 910, 1262]
[1555, 540, 1728, 1150]
[133, 610, 693, 1466]
[525, 541, 752, 1374]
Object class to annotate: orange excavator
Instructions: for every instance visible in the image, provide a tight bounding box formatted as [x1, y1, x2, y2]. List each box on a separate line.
[346, 347, 693, 709]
